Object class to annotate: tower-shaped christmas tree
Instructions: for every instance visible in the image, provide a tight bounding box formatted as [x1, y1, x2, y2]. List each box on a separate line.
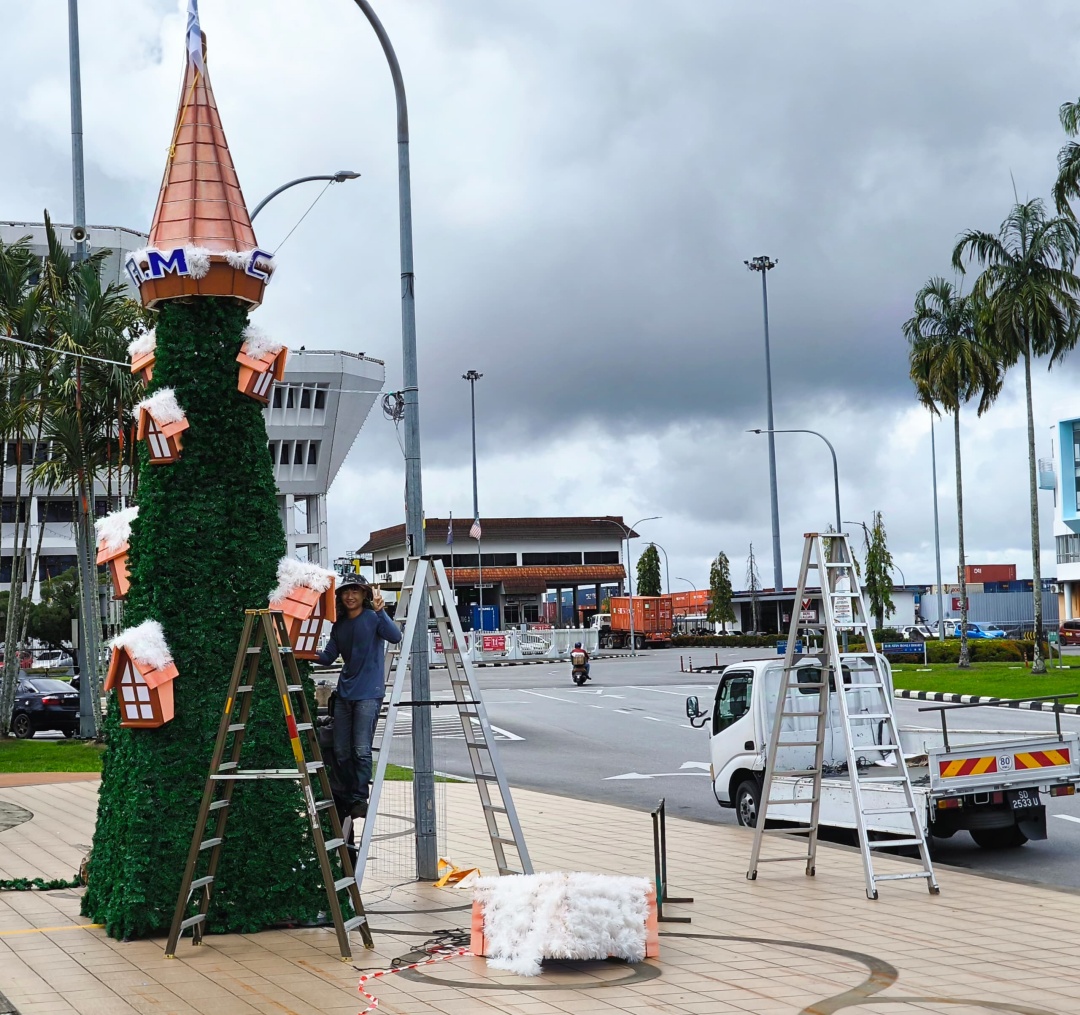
[82, 12, 325, 939]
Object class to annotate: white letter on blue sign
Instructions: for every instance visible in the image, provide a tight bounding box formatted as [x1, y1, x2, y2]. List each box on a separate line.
[146, 248, 190, 279]
[245, 248, 274, 282]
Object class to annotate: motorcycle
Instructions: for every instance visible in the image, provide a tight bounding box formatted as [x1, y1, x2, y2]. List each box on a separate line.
[570, 653, 590, 685]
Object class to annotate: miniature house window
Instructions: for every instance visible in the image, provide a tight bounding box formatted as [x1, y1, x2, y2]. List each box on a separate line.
[119, 655, 155, 723]
[236, 334, 287, 405]
[135, 389, 189, 465]
[269, 559, 337, 661]
[104, 620, 179, 729]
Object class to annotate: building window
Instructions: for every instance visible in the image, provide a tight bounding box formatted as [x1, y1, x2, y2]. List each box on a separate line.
[505, 603, 520, 625]
[584, 551, 620, 565]
[280, 441, 292, 465]
[314, 389, 327, 410]
[308, 441, 319, 465]
[435, 552, 514, 568]
[95, 498, 118, 517]
[1058, 534, 1080, 564]
[374, 559, 387, 574]
[293, 441, 305, 465]
[387, 557, 405, 573]
[1, 500, 26, 523]
[272, 386, 284, 409]
[38, 499, 76, 523]
[301, 388, 312, 410]
[269, 441, 278, 461]
[286, 387, 296, 409]
[522, 552, 583, 566]
[39, 554, 78, 581]
[524, 603, 540, 623]
[1, 556, 25, 583]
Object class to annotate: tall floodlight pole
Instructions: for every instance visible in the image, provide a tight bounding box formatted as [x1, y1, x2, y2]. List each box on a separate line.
[930, 416, 945, 640]
[352, 0, 435, 879]
[464, 370, 483, 626]
[68, 0, 99, 739]
[746, 255, 782, 592]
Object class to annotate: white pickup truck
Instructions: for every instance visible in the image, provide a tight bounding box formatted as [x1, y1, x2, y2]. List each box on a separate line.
[686, 655, 1080, 849]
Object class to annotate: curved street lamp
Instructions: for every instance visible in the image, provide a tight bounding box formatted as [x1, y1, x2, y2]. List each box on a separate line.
[648, 541, 671, 595]
[675, 577, 697, 591]
[250, 170, 361, 220]
[589, 516, 660, 656]
[748, 427, 841, 537]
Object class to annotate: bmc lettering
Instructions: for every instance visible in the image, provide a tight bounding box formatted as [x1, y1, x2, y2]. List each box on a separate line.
[245, 248, 274, 282]
[124, 248, 191, 287]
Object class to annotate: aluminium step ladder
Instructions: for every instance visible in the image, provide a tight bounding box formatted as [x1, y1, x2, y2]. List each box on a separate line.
[746, 532, 939, 900]
[355, 556, 532, 885]
[165, 609, 373, 960]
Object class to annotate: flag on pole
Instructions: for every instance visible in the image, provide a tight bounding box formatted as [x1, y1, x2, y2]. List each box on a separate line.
[187, 0, 206, 74]
[447, 512, 454, 545]
[470, 515, 482, 541]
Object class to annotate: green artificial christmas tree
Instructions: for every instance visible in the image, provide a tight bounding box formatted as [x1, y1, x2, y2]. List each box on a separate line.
[82, 18, 325, 940]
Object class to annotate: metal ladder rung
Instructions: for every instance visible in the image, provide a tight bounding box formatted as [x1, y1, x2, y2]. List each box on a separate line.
[765, 797, 817, 806]
[208, 799, 229, 812]
[236, 685, 253, 693]
[483, 804, 508, 814]
[323, 838, 345, 851]
[286, 684, 303, 692]
[314, 799, 336, 812]
[180, 914, 206, 930]
[245, 647, 261, 655]
[198, 837, 222, 851]
[189, 876, 214, 891]
[776, 741, 822, 748]
[868, 838, 923, 849]
[861, 775, 908, 783]
[334, 876, 355, 891]
[306, 761, 324, 773]
[844, 683, 886, 689]
[211, 769, 303, 780]
[296, 722, 313, 732]
[875, 871, 934, 882]
[757, 855, 811, 863]
[227, 723, 245, 732]
[862, 806, 916, 815]
[344, 915, 369, 932]
[851, 744, 895, 752]
[217, 761, 238, 771]
[781, 711, 824, 717]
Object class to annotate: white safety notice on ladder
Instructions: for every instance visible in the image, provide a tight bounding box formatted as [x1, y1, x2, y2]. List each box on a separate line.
[832, 569, 855, 626]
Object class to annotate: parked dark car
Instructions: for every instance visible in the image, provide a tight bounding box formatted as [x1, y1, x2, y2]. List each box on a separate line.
[11, 677, 80, 738]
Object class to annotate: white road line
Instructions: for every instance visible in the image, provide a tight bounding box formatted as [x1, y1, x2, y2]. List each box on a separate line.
[1054, 814, 1080, 824]
[632, 685, 713, 695]
[521, 690, 579, 705]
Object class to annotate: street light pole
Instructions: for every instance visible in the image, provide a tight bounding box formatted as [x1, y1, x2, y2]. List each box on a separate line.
[590, 517, 660, 656]
[675, 577, 697, 591]
[463, 370, 483, 628]
[745, 255, 782, 592]
[250, 170, 361, 220]
[749, 428, 841, 535]
[649, 542, 671, 595]
[351, 0, 435, 879]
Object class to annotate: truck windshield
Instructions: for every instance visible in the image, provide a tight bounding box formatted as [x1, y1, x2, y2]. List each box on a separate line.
[714, 673, 752, 733]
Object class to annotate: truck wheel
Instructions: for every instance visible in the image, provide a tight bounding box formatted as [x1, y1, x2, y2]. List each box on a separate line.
[735, 779, 761, 828]
[971, 826, 1028, 849]
[634, 634, 645, 650]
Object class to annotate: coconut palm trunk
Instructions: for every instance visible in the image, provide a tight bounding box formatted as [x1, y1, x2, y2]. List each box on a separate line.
[953, 406, 970, 667]
[1021, 342, 1046, 672]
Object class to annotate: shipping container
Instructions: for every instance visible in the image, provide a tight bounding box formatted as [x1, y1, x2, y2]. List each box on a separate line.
[606, 595, 674, 648]
[964, 564, 1017, 583]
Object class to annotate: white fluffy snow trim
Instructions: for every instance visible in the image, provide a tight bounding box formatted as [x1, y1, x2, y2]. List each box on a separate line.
[135, 387, 186, 425]
[474, 872, 650, 977]
[223, 249, 276, 274]
[184, 246, 212, 279]
[95, 505, 139, 553]
[110, 619, 173, 671]
[270, 557, 335, 603]
[127, 329, 156, 358]
[241, 325, 285, 360]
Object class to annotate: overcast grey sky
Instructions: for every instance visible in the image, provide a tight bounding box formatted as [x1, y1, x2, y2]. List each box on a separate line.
[4, 0, 1080, 590]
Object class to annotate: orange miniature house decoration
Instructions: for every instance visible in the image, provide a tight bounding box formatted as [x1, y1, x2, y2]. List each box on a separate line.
[122, 28, 274, 311]
[105, 619, 179, 729]
[95, 505, 139, 600]
[135, 388, 190, 464]
[128, 330, 156, 384]
[236, 327, 287, 404]
[268, 558, 336, 660]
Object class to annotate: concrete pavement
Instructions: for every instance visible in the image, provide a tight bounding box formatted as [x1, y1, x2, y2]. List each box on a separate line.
[3, 776, 1080, 1014]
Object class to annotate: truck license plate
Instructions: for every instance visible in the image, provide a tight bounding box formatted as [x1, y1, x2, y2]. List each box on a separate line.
[1008, 788, 1040, 811]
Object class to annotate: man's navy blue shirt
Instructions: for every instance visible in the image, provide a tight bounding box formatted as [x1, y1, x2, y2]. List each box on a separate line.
[316, 608, 402, 700]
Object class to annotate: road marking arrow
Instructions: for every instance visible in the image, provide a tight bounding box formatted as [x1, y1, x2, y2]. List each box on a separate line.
[605, 770, 711, 781]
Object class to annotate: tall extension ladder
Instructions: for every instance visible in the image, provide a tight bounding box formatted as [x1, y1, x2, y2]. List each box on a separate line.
[746, 532, 939, 900]
[355, 556, 532, 884]
[165, 609, 373, 959]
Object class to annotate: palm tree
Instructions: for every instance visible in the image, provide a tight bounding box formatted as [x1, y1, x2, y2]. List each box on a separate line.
[1053, 99, 1080, 215]
[904, 278, 1003, 668]
[953, 200, 1080, 673]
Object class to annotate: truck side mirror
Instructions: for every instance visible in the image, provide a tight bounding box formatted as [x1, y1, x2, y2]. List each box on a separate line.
[685, 695, 708, 728]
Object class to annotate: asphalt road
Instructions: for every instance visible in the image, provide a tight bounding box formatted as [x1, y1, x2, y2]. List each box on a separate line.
[424, 649, 1080, 891]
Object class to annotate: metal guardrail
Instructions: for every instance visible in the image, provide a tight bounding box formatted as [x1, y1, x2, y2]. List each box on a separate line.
[918, 693, 1079, 750]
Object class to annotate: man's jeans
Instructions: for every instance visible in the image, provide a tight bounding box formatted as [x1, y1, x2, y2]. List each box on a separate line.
[333, 696, 382, 811]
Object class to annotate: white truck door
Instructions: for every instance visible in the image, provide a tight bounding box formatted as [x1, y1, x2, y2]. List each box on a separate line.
[707, 668, 758, 803]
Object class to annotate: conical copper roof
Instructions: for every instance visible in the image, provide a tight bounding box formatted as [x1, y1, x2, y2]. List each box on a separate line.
[149, 36, 257, 253]
[136, 33, 268, 309]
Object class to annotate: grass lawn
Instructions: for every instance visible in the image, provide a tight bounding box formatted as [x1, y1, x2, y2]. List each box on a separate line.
[0, 738, 105, 772]
[891, 660, 1080, 701]
[0, 739, 451, 782]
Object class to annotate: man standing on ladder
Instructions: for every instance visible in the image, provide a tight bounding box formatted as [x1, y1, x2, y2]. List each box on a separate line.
[317, 576, 402, 820]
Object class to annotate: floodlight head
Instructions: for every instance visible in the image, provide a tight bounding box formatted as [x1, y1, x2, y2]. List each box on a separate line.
[332, 170, 362, 182]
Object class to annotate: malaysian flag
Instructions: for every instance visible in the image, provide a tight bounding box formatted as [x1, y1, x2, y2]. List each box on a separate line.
[470, 515, 482, 541]
[447, 512, 453, 545]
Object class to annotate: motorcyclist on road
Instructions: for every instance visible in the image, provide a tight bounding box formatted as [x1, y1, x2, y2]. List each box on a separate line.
[570, 641, 590, 677]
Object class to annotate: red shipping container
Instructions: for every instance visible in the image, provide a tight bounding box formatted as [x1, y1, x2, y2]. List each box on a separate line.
[610, 596, 674, 636]
[964, 564, 1016, 583]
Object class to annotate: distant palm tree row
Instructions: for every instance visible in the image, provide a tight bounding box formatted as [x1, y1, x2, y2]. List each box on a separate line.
[0, 215, 146, 737]
[905, 102, 1080, 674]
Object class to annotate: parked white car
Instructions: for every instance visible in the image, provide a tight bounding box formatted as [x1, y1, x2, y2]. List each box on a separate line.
[31, 650, 75, 672]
